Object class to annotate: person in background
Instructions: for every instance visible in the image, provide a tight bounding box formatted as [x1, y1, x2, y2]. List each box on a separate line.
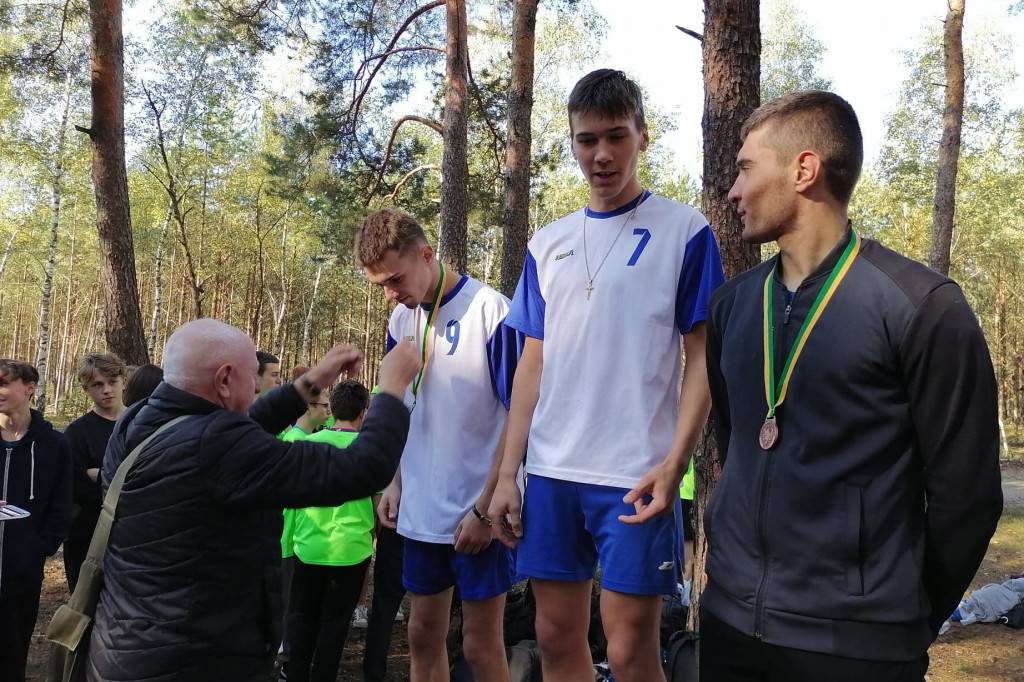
[122, 363, 164, 407]
[0, 358, 72, 682]
[63, 352, 127, 592]
[258, 351, 283, 395]
[280, 379, 375, 682]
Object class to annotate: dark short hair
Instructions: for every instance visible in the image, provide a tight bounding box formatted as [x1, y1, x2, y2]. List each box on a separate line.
[740, 90, 864, 204]
[0, 359, 39, 386]
[123, 364, 164, 406]
[77, 352, 127, 387]
[330, 379, 370, 422]
[353, 209, 429, 268]
[568, 69, 646, 133]
[256, 351, 279, 376]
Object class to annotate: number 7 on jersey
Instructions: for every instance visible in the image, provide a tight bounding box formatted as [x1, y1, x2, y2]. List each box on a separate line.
[627, 228, 651, 266]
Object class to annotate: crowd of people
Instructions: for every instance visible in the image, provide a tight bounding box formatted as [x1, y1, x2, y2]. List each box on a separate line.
[0, 68, 1004, 682]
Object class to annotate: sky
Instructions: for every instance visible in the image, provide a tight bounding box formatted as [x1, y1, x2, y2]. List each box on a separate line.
[584, 0, 1024, 178]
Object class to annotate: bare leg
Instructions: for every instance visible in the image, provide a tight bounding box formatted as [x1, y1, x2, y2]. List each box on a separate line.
[408, 589, 453, 682]
[532, 578, 594, 682]
[460, 592, 510, 682]
[601, 588, 666, 682]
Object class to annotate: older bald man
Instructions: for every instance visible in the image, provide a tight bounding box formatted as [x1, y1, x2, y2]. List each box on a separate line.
[85, 319, 420, 682]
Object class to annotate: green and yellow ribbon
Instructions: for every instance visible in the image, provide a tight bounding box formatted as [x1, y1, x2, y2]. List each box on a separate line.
[411, 260, 447, 399]
[763, 232, 860, 420]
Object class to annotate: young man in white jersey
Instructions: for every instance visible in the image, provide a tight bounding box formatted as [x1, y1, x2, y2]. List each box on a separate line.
[489, 69, 725, 682]
[354, 209, 522, 682]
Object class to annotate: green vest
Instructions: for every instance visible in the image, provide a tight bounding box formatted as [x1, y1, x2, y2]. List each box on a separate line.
[278, 426, 308, 558]
[291, 428, 375, 566]
[680, 456, 695, 501]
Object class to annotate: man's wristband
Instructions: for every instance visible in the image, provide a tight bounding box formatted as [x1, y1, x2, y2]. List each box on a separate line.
[471, 505, 492, 527]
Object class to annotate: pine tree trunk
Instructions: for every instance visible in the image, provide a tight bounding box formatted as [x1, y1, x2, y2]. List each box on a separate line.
[928, 0, 965, 276]
[89, 0, 149, 364]
[689, 0, 762, 632]
[498, 0, 539, 297]
[437, 0, 470, 273]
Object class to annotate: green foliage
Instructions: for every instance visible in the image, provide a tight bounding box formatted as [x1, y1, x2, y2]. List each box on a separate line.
[760, 0, 832, 102]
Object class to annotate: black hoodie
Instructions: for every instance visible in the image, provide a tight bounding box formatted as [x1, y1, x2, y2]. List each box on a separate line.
[0, 409, 72, 597]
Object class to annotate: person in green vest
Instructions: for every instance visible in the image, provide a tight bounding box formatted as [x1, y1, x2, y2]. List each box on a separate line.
[279, 379, 374, 682]
[278, 380, 333, 660]
[679, 457, 695, 580]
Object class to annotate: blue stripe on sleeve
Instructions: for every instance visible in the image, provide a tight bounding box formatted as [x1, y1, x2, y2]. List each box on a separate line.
[386, 330, 397, 353]
[505, 249, 545, 340]
[486, 320, 525, 409]
[676, 224, 726, 334]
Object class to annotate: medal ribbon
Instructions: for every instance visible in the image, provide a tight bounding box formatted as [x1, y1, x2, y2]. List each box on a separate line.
[762, 232, 860, 419]
[411, 260, 447, 398]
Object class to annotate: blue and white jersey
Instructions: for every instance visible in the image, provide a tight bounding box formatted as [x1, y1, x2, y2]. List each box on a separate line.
[506, 192, 724, 488]
[386, 274, 523, 544]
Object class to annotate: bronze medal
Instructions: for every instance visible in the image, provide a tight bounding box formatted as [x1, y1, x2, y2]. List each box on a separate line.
[759, 417, 778, 450]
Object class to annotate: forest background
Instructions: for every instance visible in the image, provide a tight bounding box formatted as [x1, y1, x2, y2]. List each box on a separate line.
[0, 0, 1022, 432]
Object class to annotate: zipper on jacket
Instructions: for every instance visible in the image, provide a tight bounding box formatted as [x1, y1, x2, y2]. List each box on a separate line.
[0, 447, 11, 589]
[753, 449, 773, 640]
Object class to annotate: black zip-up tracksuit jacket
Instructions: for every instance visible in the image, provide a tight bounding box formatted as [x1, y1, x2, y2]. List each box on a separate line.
[704, 230, 1002, 662]
[0, 409, 72, 597]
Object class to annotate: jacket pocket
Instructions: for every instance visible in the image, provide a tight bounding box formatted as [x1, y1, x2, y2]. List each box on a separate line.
[844, 484, 865, 597]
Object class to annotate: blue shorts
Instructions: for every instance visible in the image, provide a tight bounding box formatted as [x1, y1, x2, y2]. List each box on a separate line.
[516, 475, 679, 595]
[402, 538, 514, 601]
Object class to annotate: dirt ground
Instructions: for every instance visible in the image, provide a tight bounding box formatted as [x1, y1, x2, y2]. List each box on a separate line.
[24, 463, 1024, 681]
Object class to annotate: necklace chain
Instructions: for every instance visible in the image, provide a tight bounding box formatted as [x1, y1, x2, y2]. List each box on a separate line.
[583, 192, 644, 300]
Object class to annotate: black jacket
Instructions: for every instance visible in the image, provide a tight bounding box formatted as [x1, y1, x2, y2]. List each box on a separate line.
[0, 409, 72, 597]
[86, 382, 410, 682]
[704, 231, 1002, 662]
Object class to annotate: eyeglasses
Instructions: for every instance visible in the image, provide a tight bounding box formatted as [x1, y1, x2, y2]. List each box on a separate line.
[309, 402, 330, 408]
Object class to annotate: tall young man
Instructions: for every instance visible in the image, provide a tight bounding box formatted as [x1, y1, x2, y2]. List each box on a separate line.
[0, 359, 72, 682]
[701, 91, 1002, 680]
[489, 69, 725, 682]
[63, 352, 127, 591]
[355, 209, 521, 682]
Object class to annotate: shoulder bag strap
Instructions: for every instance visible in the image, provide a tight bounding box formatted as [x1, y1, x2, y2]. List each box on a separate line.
[66, 414, 191, 611]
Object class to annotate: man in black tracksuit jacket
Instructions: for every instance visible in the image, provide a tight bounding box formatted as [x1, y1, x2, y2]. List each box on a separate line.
[701, 91, 1002, 680]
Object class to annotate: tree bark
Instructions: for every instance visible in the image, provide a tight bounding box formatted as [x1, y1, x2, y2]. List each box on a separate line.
[89, 0, 148, 364]
[499, 0, 539, 298]
[689, 0, 761, 632]
[928, 0, 965, 276]
[148, 203, 171, 358]
[35, 70, 75, 415]
[437, 0, 470, 273]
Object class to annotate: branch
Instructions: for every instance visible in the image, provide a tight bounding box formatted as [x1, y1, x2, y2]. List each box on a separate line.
[377, 164, 441, 208]
[347, 0, 445, 128]
[74, 124, 92, 138]
[362, 45, 445, 63]
[676, 25, 703, 42]
[40, 0, 74, 62]
[467, 57, 504, 179]
[366, 115, 443, 204]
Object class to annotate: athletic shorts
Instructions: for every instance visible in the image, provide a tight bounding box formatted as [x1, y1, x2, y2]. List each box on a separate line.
[516, 474, 678, 595]
[402, 537, 514, 601]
